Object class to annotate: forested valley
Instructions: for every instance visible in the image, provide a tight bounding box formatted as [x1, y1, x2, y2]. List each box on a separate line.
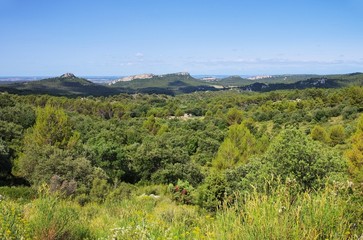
[1, 86, 363, 239]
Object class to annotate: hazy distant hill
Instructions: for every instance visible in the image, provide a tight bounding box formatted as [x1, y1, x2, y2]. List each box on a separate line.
[0, 73, 120, 96]
[238, 73, 363, 92]
[210, 74, 321, 87]
[109, 72, 218, 94]
[216, 76, 255, 86]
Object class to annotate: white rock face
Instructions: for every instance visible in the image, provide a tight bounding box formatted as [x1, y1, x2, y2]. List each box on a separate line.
[60, 73, 76, 78]
[248, 75, 272, 80]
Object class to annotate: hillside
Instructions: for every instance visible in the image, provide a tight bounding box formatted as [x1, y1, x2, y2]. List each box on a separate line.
[238, 73, 363, 92]
[109, 72, 218, 94]
[0, 73, 120, 96]
[211, 74, 320, 87]
[216, 75, 255, 86]
[1, 86, 363, 239]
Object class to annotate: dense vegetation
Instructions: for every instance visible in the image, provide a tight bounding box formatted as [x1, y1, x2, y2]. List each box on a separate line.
[1, 85, 363, 239]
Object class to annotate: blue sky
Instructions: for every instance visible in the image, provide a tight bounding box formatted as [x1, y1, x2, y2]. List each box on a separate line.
[0, 0, 362, 76]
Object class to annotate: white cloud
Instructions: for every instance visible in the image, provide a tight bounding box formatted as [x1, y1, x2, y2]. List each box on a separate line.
[135, 52, 144, 57]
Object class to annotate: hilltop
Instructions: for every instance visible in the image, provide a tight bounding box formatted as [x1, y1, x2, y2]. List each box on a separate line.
[108, 72, 218, 94]
[0, 73, 119, 96]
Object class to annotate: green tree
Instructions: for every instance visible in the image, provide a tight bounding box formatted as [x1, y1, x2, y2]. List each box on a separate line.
[212, 123, 256, 170]
[18, 145, 96, 187]
[262, 129, 346, 190]
[329, 125, 346, 146]
[30, 105, 73, 148]
[142, 115, 160, 135]
[17, 105, 95, 187]
[212, 138, 239, 170]
[311, 125, 329, 143]
[226, 108, 244, 126]
[197, 172, 227, 211]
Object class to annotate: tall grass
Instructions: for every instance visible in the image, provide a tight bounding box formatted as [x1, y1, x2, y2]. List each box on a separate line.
[0, 184, 361, 239]
[213, 185, 356, 240]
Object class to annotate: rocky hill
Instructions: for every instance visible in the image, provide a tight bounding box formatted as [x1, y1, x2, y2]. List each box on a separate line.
[0, 73, 119, 96]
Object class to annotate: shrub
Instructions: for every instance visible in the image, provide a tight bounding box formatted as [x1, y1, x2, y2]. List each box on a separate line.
[106, 182, 137, 202]
[225, 129, 347, 195]
[27, 192, 92, 239]
[329, 125, 346, 146]
[0, 200, 29, 239]
[151, 162, 203, 186]
[168, 180, 195, 205]
[197, 173, 228, 211]
[89, 178, 110, 203]
[0, 186, 36, 201]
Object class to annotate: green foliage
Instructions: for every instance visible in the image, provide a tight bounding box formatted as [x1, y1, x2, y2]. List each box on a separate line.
[197, 173, 227, 211]
[0, 103, 35, 128]
[27, 188, 92, 240]
[212, 138, 239, 170]
[262, 129, 347, 190]
[85, 129, 129, 184]
[151, 162, 203, 186]
[213, 123, 256, 170]
[133, 136, 190, 182]
[143, 115, 161, 135]
[169, 180, 195, 204]
[106, 182, 137, 203]
[0, 186, 35, 201]
[329, 125, 346, 146]
[1, 184, 362, 240]
[0, 200, 29, 239]
[30, 105, 73, 148]
[18, 144, 96, 188]
[90, 178, 110, 203]
[215, 183, 360, 240]
[310, 125, 329, 143]
[226, 107, 243, 125]
[223, 129, 348, 198]
[346, 114, 363, 186]
[17, 105, 100, 189]
[2, 86, 363, 238]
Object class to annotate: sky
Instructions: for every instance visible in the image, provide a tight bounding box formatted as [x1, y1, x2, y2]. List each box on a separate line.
[0, 0, 362, 76]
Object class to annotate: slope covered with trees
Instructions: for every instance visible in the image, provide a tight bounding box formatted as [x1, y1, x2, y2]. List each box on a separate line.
[0, 86, 363, 239]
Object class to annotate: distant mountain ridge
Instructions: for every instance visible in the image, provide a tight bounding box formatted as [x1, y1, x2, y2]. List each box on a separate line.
[108, 72, 191, 85]
[0, 73, 119, 96]
[0, 72, 362, 96]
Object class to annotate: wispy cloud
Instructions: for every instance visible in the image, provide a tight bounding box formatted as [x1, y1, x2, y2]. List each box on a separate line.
[188, 57, 363, 66]
[135, 52, 144, 58]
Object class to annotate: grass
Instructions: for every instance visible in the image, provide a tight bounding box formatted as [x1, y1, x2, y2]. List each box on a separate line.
[0, 184, 362, 239]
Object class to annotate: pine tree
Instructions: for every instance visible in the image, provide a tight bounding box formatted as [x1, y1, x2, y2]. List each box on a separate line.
[212, 123, 256, 170]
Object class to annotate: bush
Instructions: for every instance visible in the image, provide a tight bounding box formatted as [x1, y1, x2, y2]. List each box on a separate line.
[197, 173, 228, 211]
[151, 162, 203, 186]
[225, 129, 347, 196]
[329, 125, 346, 146]
[0, 186, 36, 202]
[106, 182, 137, 202]
[0, 200, 29, 239]
[27, 191, 92, 239]
[168, 180, 195, 204]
